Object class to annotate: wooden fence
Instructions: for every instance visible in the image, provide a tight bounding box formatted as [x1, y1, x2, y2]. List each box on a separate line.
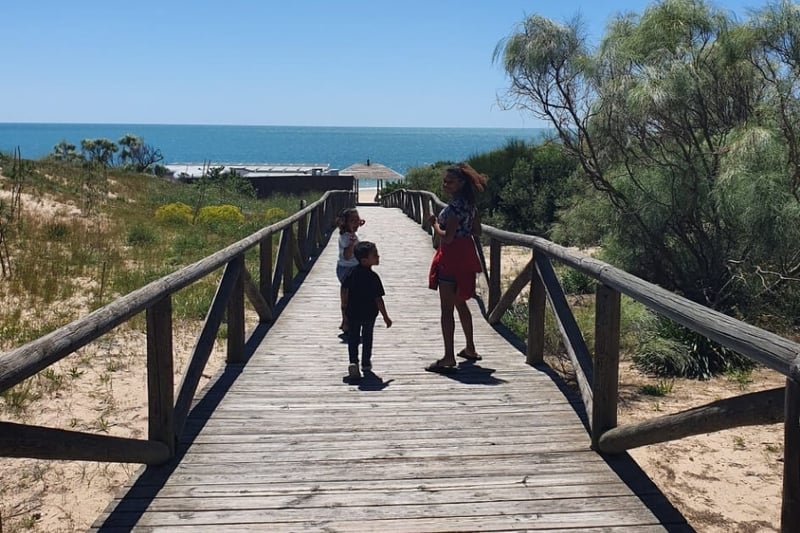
[383, 188, 800, 533]
[0, 191, 353, 464]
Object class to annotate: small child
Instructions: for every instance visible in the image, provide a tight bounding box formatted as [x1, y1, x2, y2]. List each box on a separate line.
[336, 208, 365, 336]
[341, 241, 392, 379]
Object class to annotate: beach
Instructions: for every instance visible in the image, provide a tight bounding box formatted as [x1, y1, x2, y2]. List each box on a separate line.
[357, 186, 379, 204]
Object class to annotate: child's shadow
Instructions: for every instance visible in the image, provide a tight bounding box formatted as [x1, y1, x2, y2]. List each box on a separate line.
[343, 371, 393, 391]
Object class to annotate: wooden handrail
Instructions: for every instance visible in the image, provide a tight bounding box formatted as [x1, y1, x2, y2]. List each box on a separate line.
[0, 189, 354, 466]
[382, 188, 800, 531]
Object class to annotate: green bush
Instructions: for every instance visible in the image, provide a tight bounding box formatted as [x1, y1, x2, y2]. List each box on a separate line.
[559, 267, 596, 295]
[631, 315, 756, 380]
[155, 202, 193, 225]
[126, 224, 157, 246]
[197, 204, 245, 227]
[263, 207, 287, 224]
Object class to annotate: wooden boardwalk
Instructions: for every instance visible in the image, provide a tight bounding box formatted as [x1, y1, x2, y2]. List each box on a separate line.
[92, 206, 691, 532]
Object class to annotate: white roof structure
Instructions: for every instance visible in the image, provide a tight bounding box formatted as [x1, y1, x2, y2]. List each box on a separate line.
[164, 163, 337, 179]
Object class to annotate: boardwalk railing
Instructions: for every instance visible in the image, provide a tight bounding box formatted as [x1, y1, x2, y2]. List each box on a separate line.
[383, 188, 800, 531]
[0, 191, 354, 465]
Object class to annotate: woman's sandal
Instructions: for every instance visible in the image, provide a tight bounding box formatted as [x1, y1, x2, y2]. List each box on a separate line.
[425, 359, 457, 373]
[457, 349, 482, 362]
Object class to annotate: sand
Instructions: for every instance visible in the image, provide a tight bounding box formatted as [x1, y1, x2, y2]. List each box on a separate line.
[357, 186, 379, 204]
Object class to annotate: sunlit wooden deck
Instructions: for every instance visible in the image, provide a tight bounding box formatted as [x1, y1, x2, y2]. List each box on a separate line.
[92, 206, 690, 532]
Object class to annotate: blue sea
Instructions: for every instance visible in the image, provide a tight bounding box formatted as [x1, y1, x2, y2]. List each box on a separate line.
[0, 123, 548, 181]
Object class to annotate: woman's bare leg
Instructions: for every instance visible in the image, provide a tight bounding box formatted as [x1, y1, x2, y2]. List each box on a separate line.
[455, 300, 477, 355]
[438, 281, 457, 365]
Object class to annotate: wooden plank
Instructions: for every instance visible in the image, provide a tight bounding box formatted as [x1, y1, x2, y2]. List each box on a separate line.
[0, 421, 169, 464]
[599, 386, 784, 453]
[95, 507, 671, 531]
[528, 250, 546, 365]
[535, 253, 594, 422]
[226, 254, 245, 363]
[783, 375, 800, 530]
[592, 283, 620, 448]
[146, 296, 175, 456]
[173, 259, 242, 436]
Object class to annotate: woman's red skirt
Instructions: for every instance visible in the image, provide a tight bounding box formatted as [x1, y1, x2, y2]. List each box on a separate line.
[428, 236, 482, 302]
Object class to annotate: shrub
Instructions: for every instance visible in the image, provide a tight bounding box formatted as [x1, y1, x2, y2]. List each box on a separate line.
[155, 202, 193, 225]
[559, 267, 596, 295]
[126, 223, 157, 246]
[263, 207, 288, 224]
[631, 315, 756, 379]
[197, 204, 245, 228]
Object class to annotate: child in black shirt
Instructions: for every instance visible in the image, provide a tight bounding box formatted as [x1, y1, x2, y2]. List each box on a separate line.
[341, 241, 392, 379]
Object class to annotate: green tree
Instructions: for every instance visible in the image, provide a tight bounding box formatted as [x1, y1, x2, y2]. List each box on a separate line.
[470, 141, 578, 235]
[118, 134, 164, 173]
[80, 138, 118, 167]
[80, 138, 117, 215]
[494, 0, 800, 317]
[51, 140, 81, 163]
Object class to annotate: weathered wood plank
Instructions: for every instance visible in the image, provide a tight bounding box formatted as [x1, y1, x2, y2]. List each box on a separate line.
[0, 421, 169, 464]
[599, 386, 784, 453]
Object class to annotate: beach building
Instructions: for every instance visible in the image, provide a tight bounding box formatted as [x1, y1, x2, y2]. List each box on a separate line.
[163, 161, 404, 202]
[341, 161, 404, 204]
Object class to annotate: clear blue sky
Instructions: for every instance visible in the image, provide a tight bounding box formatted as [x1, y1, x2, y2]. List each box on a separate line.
[1, 0, 761, 128]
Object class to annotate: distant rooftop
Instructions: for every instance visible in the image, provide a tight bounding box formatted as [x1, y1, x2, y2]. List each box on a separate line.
[164, 163, 336, 178]
[341, 162, 404, 181]
[165, 161, 405, 180]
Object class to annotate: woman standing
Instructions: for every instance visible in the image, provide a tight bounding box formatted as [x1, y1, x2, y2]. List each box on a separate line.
[425, 163, 487, 372]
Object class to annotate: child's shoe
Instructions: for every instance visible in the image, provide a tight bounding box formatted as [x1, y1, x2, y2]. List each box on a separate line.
[362, 364, 372, 374]
[348, 363, 361, 380]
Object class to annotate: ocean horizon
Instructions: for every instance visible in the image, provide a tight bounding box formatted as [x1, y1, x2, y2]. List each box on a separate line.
[0, 123, 549, 180]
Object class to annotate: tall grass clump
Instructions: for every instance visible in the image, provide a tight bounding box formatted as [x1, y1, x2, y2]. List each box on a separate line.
[631, 313, 756, 380]
[126, 224, 157, 246]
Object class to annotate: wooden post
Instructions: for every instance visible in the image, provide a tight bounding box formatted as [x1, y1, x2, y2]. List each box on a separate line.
[783, 366, 800, 532]
[297, 209, 308, 263]
[227, 255, 245, 364]
[260, 233, 273, 308]
[146, 296, 175, 457]
[592, 283, 621, 450]
[488, 238, 502, 313]
[283, 226, 294, 294]
[422, 200, 431, 228]
[527, 250, 545, 365]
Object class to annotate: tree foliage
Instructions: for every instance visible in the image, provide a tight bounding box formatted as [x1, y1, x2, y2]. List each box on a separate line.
[49, 134, 164, 174]
[387, 141, 577, 237]
[118, 134, 164, 172]
[494, 0, 800, 319]
[80, 138, 118, 167]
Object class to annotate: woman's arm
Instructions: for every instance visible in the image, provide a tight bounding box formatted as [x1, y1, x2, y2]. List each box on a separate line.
[433, 214, 460, 245]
